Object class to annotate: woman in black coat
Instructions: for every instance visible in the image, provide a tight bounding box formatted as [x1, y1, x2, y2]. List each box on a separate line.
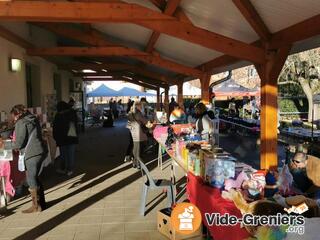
[53, 101, 78, 176]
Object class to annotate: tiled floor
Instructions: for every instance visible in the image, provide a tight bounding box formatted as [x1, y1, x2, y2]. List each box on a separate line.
[0, 121, 202, 240]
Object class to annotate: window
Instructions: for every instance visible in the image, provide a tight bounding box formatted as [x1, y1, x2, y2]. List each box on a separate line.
[248, 68, 257, 78]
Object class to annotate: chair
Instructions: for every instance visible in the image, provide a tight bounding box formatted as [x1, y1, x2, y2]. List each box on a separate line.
[139, 160, 176, 216]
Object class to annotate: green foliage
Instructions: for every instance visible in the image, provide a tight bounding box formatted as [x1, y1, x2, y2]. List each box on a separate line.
[279, 98, 308, 113]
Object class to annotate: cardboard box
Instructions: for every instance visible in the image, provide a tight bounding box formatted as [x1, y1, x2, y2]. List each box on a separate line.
[157, 208, 202, 240]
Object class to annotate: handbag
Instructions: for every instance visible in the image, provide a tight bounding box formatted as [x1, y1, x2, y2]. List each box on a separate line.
[67, 121, 77, 137]
[18, 128, 36, 172]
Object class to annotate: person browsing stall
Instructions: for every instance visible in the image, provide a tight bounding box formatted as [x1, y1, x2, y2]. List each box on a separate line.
[53, 101, 78, 176]
[169, 105, 186, 124]
[11, 104, 47, 213]
[127, 102, 153, 169]
[289, 152, 320, 202]
[195, 103, 214, 140]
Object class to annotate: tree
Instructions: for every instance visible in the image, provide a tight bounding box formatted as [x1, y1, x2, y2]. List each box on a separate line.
[278, 48, 320, 122]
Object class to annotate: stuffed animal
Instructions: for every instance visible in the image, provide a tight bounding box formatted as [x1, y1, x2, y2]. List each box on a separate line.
[242, 170, 266, 200]
[224, 171, 249, 191]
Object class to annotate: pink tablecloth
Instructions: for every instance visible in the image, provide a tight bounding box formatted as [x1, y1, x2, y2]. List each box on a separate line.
[0, 160, 15, 197]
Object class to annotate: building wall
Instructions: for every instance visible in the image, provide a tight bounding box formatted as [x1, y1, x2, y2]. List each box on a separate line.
[0, 36, 27, 114]
[0, 22, 73, 115]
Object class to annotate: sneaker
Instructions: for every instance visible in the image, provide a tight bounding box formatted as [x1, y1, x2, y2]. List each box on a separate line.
[56, 169, 66, 174]
[67, 171, 73, 176]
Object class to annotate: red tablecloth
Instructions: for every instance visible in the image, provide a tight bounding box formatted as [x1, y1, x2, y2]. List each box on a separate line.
[187, 173, 251, 240]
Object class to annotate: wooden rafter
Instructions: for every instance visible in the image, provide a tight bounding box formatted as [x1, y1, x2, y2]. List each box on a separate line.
[145, 0, 181, 53]
[76, 72, 166, 86]
[0, 1, 265, 64]
[0, 25, 33, 48]
[199, 12, 320, 73]
[84, 77, 158, 90]
[232, 0, 271, 41]
[270, 13, 320, 48]
[60, 62, 171, 82]
[149, 0, 166, 11]
[34, 23, 201, 78]
[173, 8, 193, 24]
[28, 46, 200, 78]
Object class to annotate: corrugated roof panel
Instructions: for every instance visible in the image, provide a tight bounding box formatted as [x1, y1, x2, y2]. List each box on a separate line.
[93, 23, 152, 48]
[251, 0, 320, 33]
[180, 0, 259, 43]
[155, 34, 222, 67]
[123, 0, 161, 11]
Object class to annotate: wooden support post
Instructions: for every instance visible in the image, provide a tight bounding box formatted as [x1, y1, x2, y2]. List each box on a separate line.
[164, 86, 169, 116]
[156, 88, 161, 111]
[200, 73, 211, 104]
[256, 45, 291, 170]
[177, 82, 184, 109]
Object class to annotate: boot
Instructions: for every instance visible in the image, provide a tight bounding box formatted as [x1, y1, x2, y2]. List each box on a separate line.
[22, 188, 42, 213]
[38, 183, 46, 210]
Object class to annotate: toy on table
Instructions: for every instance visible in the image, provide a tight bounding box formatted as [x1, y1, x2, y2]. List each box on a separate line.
[264, 171, 279, 198]
[224, 171, 249, 191]
[165, 127, 177, 147]
[242, 170, 266, 200]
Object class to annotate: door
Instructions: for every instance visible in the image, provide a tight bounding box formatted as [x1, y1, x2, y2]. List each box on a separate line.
[54, 73, 62, 102]
[25, 63, 41, 107]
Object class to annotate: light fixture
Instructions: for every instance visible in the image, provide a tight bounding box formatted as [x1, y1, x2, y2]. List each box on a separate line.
[102, 69, 108, 72]
[9, 58, 22, 72]
[82, 69, 96, 73]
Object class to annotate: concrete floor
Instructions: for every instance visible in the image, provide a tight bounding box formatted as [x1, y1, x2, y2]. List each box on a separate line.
[0, 120, 286, 240]
[0, 120, 193, 240]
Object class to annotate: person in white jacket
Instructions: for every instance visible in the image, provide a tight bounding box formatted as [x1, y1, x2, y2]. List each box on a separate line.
[195, 102, 214, 140]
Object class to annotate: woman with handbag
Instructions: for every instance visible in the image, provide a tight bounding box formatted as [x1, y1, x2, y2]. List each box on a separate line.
[11, 104, 47, 213]
[127, 102, 151, 169]
[53, 101, 78, 176]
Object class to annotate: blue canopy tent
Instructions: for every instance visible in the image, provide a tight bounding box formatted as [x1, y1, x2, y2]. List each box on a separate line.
[117, 87, 156, 97]
[87, 84, 119, 97]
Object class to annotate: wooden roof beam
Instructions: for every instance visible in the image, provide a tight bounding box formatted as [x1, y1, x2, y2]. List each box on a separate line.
[0, 25, 33, 48]
[232, 0, 271, 41]
[149, 0, 166, 11]
[76, 72, 166, 86]
[27, 46, 201, 78]
[34, 23, 201, 78]
[0, 1, 265, 64]
[145, 0, 181, 53]
[84, 77, 158, 90]
[59, 61, 178, 85]
[200, 12, 320, 73]
[270, 13, 320, 48]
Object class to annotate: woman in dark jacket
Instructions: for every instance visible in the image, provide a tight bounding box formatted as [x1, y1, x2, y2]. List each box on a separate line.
[11, 104, 47, 213]
[53, 101, 78, 176]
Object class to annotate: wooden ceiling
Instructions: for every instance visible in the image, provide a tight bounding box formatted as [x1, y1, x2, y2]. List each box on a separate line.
[0, 0, 319, 88]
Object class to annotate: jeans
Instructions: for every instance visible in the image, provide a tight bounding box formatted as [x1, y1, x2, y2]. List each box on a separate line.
[25, 154, 44, 189]
[60, 144, 76, 172]
[132, 141, 146, 166]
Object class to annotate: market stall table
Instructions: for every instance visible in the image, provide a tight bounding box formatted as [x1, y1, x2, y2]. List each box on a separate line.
[153, 125, 251, 240]
[219, 116, 260, 133]
[280, 127, 320, 142]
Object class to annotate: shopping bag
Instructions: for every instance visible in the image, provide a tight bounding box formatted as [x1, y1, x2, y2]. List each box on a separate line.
[67, 122, 77, 137]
